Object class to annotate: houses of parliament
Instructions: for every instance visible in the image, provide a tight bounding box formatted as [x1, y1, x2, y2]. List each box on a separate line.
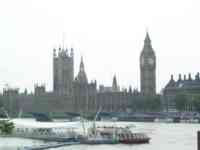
[0, 32, 157, 116]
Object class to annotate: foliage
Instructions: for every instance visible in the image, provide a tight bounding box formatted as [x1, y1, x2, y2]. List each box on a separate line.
[174, 93, 188, 111]
[0, 99, 3, 108]
[192, 95, 200, 112]
[146, 96, 162, 111]
[132, 96, 162, 112]
[0, 120, 15, 135]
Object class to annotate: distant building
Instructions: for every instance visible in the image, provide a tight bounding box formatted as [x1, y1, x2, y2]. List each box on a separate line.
[163, 73, 200, 111]
[0, 32, 158, 116]
[3, 88, 19, 96]
[140, 32, 156, 96]
[73, 56, 97, 113]
[34, 84, 46, 96]
[53, 47, 74, 95]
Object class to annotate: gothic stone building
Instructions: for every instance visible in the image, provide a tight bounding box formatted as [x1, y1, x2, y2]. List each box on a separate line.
[0, 32, 157, 116]
[140, 32, 156, 96]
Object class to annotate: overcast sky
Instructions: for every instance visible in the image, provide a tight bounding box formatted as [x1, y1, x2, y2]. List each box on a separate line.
[0, 0, 199, 93]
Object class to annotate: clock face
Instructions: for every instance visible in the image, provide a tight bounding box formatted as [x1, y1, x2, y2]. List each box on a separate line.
[148, 58, 154, 65]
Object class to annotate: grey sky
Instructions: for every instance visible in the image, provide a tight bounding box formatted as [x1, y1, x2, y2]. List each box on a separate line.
[0, 0, 199, 93]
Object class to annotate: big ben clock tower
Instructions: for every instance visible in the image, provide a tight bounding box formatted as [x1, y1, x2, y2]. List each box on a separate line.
[140, 32, 156, 96]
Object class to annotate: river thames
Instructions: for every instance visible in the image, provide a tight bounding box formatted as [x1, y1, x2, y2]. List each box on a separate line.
[0, 121, 198, 150]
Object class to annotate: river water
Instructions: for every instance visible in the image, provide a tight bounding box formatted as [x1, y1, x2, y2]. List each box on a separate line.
[0, 120, 199, 150]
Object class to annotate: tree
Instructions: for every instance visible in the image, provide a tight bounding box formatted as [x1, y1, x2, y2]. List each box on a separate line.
[174, 93, 188, 111]
[144, 96, 162, 112]
[0, 99, 3, 108]
[192, 95, 200, 112]
[0, 120, 15, 135]
[131, 96, 162, 112]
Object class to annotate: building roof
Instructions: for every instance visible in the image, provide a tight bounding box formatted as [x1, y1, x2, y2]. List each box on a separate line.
[165, 73, 200, 90]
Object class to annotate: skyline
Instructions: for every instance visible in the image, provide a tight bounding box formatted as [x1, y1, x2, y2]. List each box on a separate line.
[0, 0, 200, 93]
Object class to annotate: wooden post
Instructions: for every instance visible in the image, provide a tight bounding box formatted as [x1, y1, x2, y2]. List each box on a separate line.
[198, 131, 200, 150]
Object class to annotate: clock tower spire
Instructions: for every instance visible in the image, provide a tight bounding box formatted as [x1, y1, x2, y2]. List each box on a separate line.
[140, 32, 156, 96]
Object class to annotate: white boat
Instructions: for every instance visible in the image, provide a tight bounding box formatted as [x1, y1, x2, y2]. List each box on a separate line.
[81, 131, 118, 144]
[90, 125, 150, 144]
[1, 118, 81, 142]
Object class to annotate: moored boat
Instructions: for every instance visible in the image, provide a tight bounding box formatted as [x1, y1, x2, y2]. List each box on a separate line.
[81, 124, 118, 144]
[2, 119, 81, 142]
[80, 134, 118, 144]
[12, 126, 80, 142]
[92, 125, 150, 144]
[81, 108, 151, 145]
[118, 133, 150, 144]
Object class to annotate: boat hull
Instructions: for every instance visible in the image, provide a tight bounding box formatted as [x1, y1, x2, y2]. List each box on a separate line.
[81, 140, 118, 144]
[117, 132, 150, 144]
[119, 138, 150, 144]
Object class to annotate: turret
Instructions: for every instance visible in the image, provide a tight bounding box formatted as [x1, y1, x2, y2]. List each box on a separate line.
[65, 48, 68, 57]
[53, 45, 74, 95]
[184, 74, 186, 81]
[178, 74, 182, 82]
[112, 75, 119, 92]
[166, 74, 175, 88]
[53, 48, 56, 58]
[76, 56, 88, 84]
[128, 86, 132, 93]
[188, 73, 192, 81]
[70, 48, 74, 57]
[58, 47, 62, 57]
[195, 72, 200, 80]
[144, 31, 151, 45]
[171, 74, 174, 81]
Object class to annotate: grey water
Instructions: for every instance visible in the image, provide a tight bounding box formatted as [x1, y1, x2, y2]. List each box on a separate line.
[0, 121, 198, 150]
